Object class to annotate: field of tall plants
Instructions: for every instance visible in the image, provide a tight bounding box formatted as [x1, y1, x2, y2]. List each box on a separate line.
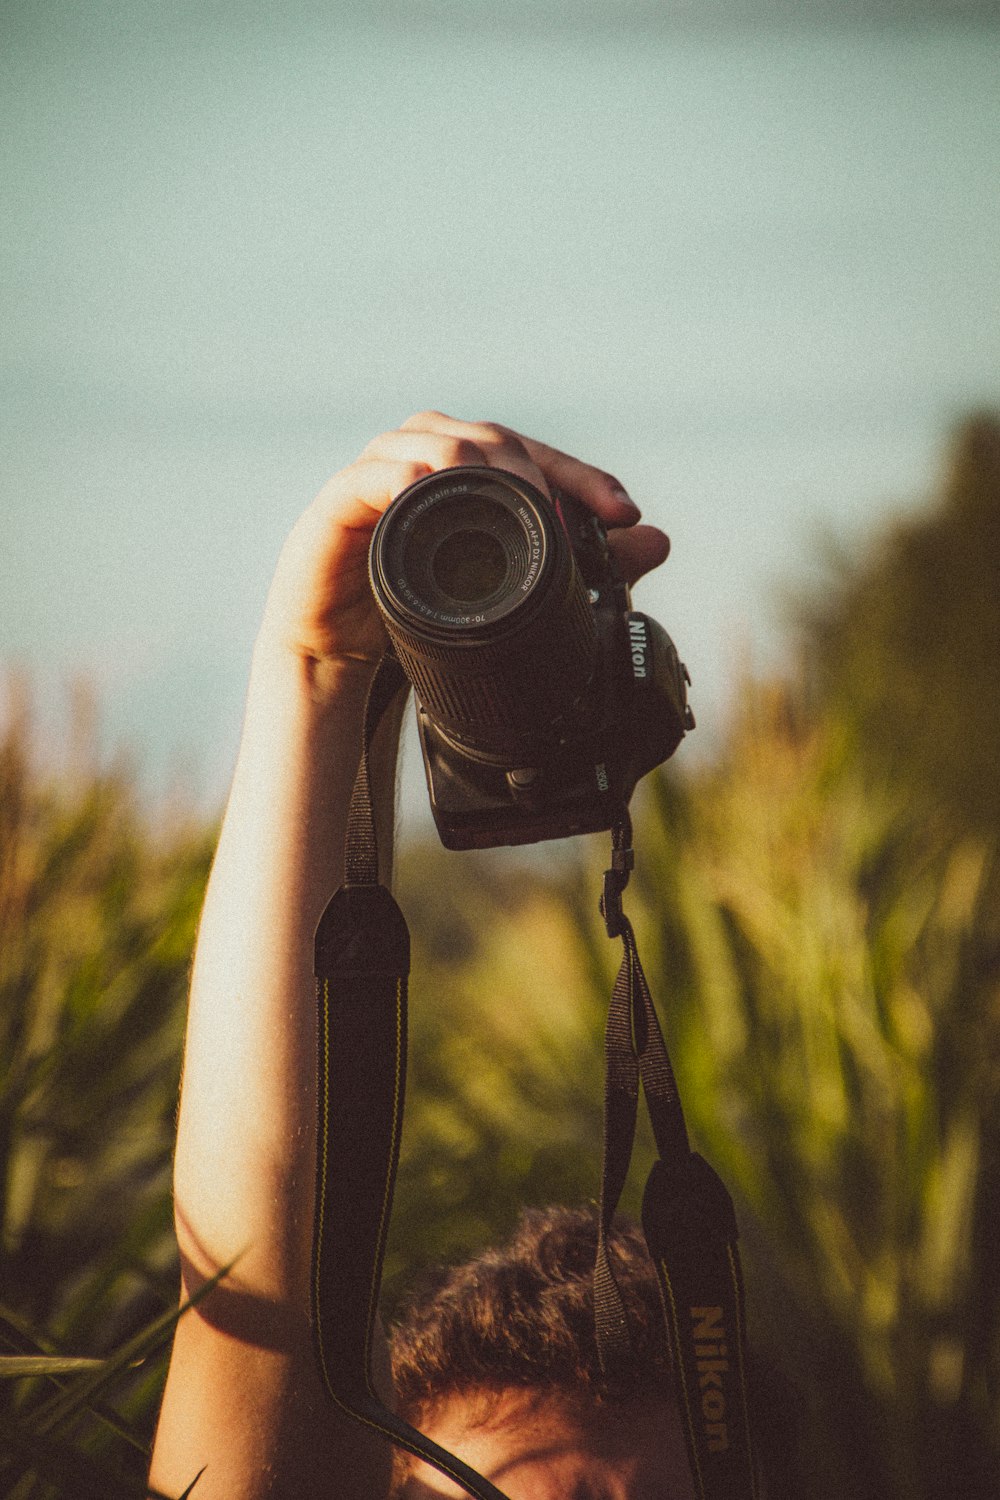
[1, 415, 998, 1498]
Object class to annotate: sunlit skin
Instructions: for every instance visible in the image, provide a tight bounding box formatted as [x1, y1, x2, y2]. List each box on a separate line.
[400, 1390, 696, 1500]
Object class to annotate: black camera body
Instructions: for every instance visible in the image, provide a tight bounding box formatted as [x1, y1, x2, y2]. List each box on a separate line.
[369, 467, 694, 850]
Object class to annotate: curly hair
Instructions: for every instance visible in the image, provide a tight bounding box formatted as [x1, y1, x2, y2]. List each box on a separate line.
[389, 1204, 671, 1430]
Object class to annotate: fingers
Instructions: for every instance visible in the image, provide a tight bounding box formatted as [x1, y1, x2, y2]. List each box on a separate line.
[397, 411, 643, 530]
[300, 413, 671, 585]
[303, 456, 435, 538]
[371, 417, 550, 501]
[517, 434, 642, 529]
[607, 523, 671, 587]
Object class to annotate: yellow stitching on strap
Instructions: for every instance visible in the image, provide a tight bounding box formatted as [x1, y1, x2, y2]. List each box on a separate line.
[364, 978, 405, 1396]
[313, 977, 502, 1498]
[314, 979, 334, 1399]
[658, 1258, 706, 1500]
[727, 1242, 759, 1500]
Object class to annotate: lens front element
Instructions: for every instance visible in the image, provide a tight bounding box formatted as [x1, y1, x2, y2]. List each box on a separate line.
[430, 526, 507, 605]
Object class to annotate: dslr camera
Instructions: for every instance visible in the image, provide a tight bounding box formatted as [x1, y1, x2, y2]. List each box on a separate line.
[369, 466, 694, 850]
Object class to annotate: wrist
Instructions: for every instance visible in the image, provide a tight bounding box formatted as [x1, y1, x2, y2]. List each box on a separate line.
[250, 628, 378, 714]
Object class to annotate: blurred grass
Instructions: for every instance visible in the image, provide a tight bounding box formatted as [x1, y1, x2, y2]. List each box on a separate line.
[0, 684, 214, 1497]
[636, 694, 1000, 1499]
[1, 414, 998, 1497]
[388, 697, 999, 1498]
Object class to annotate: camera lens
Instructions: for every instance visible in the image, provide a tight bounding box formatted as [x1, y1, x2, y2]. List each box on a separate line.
[370, 467, 598, 760]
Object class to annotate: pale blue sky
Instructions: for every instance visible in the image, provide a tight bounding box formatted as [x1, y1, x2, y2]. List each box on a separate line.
[2, 6, 998, 818]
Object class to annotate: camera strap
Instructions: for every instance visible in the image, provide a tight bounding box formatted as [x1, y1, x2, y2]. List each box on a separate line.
[312, 652, 512, 1500]
[311, 652, 758, 1500]
[596, 812, 759, 1500]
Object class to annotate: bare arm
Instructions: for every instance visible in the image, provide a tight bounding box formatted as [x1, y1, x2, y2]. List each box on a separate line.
[150, 414, 669, 1500]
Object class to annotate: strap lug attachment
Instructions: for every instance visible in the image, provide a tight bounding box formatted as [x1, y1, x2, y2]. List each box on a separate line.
[600, 844, 635, 939]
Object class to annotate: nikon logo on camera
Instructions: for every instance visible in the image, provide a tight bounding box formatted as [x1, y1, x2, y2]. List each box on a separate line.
[628, 616, 649, 679]
[691, 1306, 730, 1453]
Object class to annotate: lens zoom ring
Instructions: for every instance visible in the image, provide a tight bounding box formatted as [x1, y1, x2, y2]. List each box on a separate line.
[385, 573, 596, 741]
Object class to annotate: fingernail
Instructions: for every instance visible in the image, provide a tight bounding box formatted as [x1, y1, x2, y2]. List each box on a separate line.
[611, 486, 641, 519]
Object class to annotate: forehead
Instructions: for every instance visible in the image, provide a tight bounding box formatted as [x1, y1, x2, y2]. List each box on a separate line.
[400, 1390, 694, 1500]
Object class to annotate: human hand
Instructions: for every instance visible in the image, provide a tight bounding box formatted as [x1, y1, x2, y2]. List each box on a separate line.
[258, 411, 671, 675]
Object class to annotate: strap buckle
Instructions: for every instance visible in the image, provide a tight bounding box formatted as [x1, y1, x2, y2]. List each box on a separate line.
[600, 844, 634, 938]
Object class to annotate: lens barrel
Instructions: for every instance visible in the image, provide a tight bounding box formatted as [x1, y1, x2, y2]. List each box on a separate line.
[369, 467, 598, 761]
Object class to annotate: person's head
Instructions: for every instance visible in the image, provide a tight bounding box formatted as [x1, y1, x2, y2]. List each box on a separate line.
[389, 1205, 694, 1499]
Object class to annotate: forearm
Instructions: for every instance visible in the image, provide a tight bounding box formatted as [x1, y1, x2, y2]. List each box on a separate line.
[174, 638, 403, 1297]
[151, 639, 404, 1500]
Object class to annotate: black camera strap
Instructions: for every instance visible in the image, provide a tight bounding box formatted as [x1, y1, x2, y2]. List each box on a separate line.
[312, 653, 510, 1500]
[596, 811, 759, 1500]
[311, 652, 758, 1500]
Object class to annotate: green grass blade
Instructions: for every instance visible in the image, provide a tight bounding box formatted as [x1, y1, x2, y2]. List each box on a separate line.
[0, 1356, 106, 1378]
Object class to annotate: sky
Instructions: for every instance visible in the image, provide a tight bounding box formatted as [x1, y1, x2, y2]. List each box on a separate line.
[2, 3, 999, 824]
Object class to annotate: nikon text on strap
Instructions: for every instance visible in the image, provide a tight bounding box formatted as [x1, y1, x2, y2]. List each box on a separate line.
[311, 652, 759, 1500]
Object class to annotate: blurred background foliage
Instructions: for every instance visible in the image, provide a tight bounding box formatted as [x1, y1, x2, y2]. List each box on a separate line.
[1, 412, 999, 1497]
[799, 412, 1000, 839]
[0, 699, 214, 1496]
